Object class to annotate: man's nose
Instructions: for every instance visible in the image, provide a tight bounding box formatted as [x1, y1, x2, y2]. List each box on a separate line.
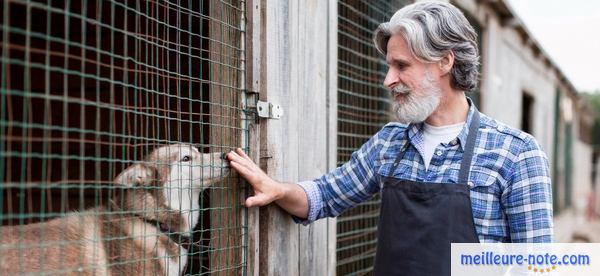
[383, 68, 399, 89]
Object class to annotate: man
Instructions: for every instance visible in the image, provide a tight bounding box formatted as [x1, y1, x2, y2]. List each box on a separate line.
[227, 1, 553, 275]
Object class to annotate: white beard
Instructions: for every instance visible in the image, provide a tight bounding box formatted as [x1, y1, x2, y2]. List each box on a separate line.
[391, 71, 442, 124]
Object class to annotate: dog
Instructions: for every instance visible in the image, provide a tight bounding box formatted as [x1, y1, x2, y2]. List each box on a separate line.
[0, 144, 229, 275]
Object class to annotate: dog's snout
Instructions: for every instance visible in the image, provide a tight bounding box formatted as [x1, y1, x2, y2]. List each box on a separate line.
[221, 152, 228, 161]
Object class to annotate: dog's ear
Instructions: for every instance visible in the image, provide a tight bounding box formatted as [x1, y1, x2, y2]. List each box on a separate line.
[114, 163, 156, 187]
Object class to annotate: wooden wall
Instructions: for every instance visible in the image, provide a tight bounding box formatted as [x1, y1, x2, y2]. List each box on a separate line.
[245, 0, 338, 275]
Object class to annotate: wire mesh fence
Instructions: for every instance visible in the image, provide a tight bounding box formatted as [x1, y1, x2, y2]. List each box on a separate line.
[0, 0, 247, 275]
[336, 0, 410, 275]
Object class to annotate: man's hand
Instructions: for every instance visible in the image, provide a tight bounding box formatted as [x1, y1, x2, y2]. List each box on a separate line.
[226, 148, 283, 207]
[226, 148, 309, 219]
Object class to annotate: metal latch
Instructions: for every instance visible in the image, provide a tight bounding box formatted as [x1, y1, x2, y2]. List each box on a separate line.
[255, 100, 283, 119]
[244, 90, 283, 122]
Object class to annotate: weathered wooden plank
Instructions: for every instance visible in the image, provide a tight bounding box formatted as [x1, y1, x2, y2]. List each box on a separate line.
[296, 0, 332, 276]
[244, 0, 262, 275]
[257, 0, 337, 275]
[245, 123, 260, 276]
[326, 1, 339, 275]
[208, 0, 243, 275]
[259, 0, 300, 275]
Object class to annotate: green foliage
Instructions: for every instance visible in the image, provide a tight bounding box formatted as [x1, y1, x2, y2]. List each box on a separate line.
[583, 90, 600, 145]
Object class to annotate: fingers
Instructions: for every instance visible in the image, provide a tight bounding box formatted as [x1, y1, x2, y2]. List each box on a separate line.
[225, 149, 241, 162]
[228, 160, 252, 177]
[227, 149, 263, 184]
[226, 148, 278, 208]
[244, 194, 270, 208]
[235, 148, 252, 161]
[227, 148, 257, 171]
[227, 148, 248, 163]
[226, 151, 248, 170]
[244, 197, 257, 207]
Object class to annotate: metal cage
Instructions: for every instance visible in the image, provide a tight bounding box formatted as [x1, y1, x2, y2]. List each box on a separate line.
[0, 0, 248, 275]
[336, 0, 409, 275]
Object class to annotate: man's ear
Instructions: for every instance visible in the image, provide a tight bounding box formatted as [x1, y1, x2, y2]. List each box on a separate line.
[114, 163, 155, 187]
[439, 50, 455, 75]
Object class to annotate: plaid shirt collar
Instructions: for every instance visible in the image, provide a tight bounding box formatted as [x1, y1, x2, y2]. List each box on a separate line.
[406, 97, 476, 152]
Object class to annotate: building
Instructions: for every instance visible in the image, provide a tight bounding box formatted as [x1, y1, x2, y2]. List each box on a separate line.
[0, 0, 595, 275]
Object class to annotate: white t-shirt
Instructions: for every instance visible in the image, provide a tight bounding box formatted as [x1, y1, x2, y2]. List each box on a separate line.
[422, 122, 465, 170]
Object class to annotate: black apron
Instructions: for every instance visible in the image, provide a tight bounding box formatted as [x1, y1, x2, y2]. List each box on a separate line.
[373, 110, 481, 276]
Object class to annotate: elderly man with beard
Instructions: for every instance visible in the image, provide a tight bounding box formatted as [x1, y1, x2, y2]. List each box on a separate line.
[227, 1, 553, 275]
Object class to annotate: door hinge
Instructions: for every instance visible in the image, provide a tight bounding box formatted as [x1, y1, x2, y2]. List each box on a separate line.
[255, 100, 283, 119]
[244, 90, 283, 122]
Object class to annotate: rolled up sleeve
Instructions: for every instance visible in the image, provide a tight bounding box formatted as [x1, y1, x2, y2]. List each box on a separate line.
[292, 131, 383, 225]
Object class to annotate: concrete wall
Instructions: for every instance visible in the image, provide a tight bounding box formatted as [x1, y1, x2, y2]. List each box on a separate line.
[573, 138, 593, 213]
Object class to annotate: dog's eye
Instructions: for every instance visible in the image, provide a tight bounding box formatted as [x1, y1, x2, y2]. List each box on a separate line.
[181, 155, 191, 162]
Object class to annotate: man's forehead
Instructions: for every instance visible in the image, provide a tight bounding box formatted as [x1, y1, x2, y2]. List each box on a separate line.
[385, 34, 414, 63]
[386, 54, 411, 65]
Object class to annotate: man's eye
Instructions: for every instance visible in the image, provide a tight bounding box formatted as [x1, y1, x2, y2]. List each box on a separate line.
[181, 155, 191, 162]
[395, 64, 407, 70]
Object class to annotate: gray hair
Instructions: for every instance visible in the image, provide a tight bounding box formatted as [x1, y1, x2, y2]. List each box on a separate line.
[373, 1, 480, 91]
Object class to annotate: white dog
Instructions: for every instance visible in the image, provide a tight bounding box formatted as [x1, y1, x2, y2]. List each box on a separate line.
[0, 144, 229, 275]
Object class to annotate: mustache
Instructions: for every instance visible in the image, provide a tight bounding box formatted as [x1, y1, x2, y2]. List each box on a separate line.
[390, 85, 411, 95]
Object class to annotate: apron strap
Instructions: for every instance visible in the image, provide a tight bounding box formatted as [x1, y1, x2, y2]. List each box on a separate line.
[386, 106, 481, 181]
[457, 107, 480, 184]
[387, 132, 411, 178]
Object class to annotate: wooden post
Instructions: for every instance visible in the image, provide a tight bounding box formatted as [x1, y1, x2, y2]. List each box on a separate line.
[244, 0, 262, 275]
[258, 0, 337, 275]
[326, 2, 339, 275]
[208, 0, 243, 274]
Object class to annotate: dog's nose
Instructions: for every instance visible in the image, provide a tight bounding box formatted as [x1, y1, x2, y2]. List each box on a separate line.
[221, 152, 228, 160]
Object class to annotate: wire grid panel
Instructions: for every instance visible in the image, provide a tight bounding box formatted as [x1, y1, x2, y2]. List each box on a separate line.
[0, 0, 248, 275]
[336, 0, 409, 275]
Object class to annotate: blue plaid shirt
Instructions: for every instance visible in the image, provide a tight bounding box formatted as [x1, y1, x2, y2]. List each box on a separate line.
[298, 102, 553, 243]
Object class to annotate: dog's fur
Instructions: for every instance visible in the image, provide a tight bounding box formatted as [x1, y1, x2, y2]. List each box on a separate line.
[0, 144, 228, 275]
